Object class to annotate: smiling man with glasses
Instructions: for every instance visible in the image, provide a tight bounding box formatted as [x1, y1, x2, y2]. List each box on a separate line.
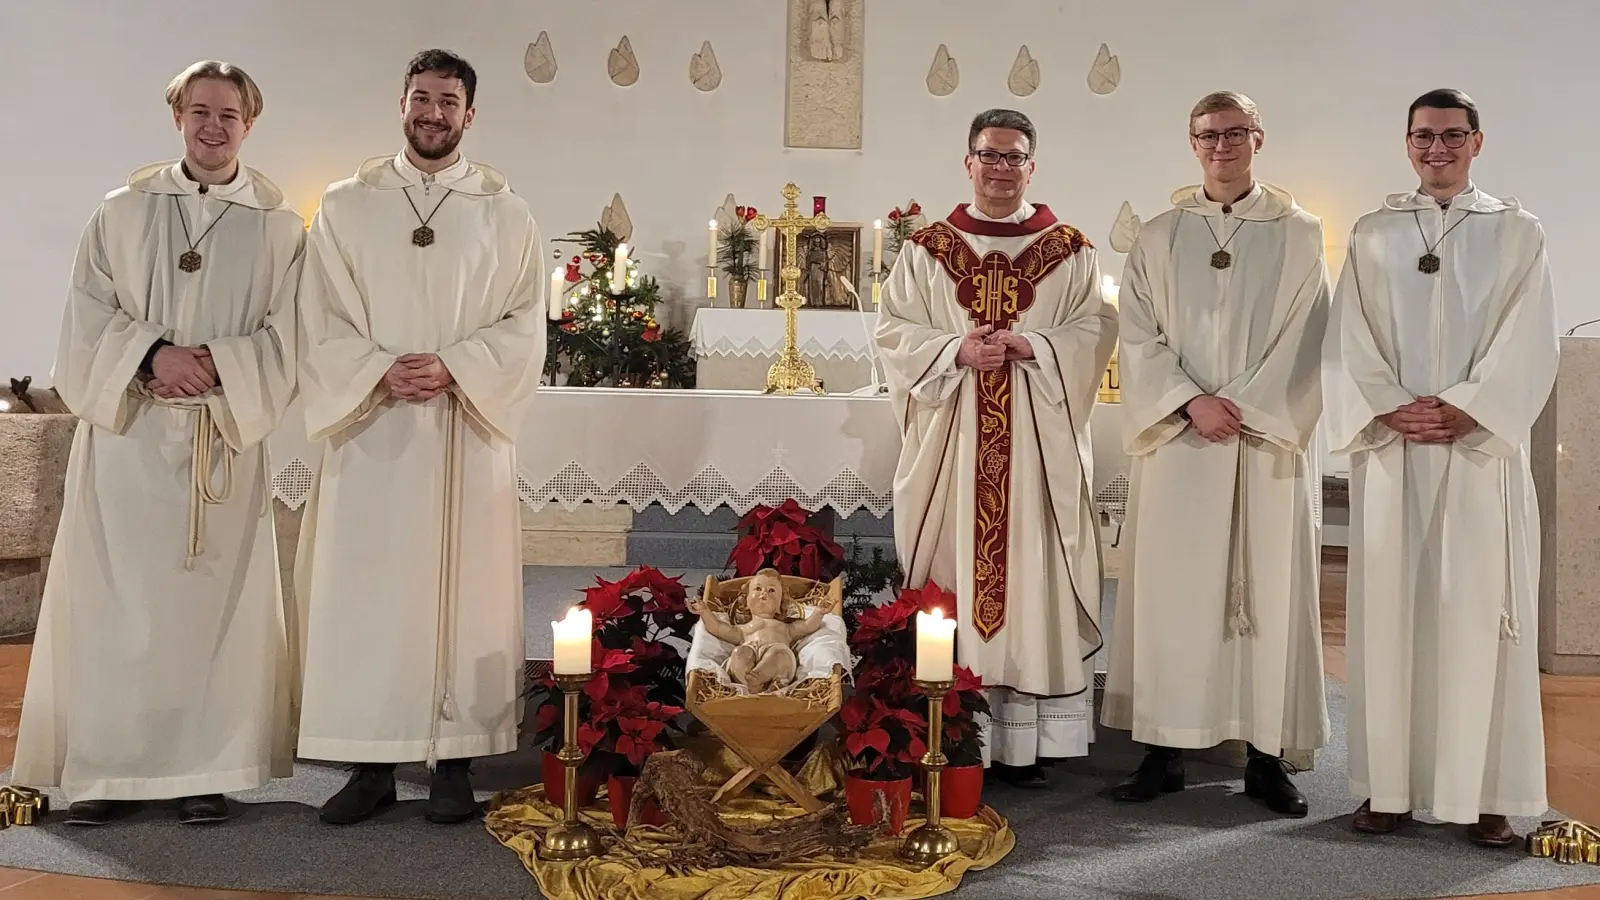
[874, 108, 1117, 790]
[1100, 90, 1330, 819]
[1324, 88, 1558, 847]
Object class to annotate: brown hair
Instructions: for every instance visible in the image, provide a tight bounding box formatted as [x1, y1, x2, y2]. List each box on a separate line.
[1408, 88, 1479, 132]
[1189, 91, 1261, 130]
[165, 60, 265, 123]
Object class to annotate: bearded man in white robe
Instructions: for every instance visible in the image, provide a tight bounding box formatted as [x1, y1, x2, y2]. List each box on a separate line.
[1324, 88, 1556, 847]
[876, 109, 1117, 788]
[1101, 92, 1329, 817]
[295, 49, 547, 826]
[13, 61, 303, 826]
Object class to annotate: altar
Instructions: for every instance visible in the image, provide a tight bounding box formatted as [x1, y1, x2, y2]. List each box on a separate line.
[690, 307, 881, 394]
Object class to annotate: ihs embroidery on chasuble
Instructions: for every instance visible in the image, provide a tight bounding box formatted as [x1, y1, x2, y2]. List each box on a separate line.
[910, 222, 1088, 640]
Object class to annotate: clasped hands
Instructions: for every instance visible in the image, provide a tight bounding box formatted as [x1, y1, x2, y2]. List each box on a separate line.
[147, 345, 218, 398]
[383, 353, 453, 401]
[955, 324, 1033, 371]
[1378, 396, 1476, 442]
[1184, 395, 1244, 443]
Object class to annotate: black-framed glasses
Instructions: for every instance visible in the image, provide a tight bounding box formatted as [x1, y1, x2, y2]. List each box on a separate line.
[971, 149, 1031, 167]
[1191, 127, 1255, 149]
[1408, 128, 1475, 149]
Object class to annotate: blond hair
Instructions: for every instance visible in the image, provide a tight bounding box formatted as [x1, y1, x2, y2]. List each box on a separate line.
[1189, 91, 1261, 130]
[165, 60, 264, 123]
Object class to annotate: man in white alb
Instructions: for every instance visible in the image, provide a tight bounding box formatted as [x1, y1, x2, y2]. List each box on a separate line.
[13, 61, 303, 826]
[876, 109, 1117, 788]
[1101, 91, 1329, 816]
[1324, 88, 1556, 846]
[295, 49, 547, 825]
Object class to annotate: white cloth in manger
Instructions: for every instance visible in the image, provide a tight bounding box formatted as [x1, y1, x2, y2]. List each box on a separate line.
[686, 607, 852, 696]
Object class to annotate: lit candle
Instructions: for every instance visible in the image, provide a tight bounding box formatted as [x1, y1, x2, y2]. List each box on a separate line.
[548, 269, 564, 320]
[708, 219, 718, 268]
[611, 243, 629, 294]
[758, 229, 768, 273]
[552, 607, 593, 674]
[915, 608, 956, 682]
[873, 219, 883, 274]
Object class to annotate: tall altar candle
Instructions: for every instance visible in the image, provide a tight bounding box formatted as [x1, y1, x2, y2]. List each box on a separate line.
[708, 220, 719, 267]
[552, 607, 593, 674]
[612, 243, 629, 293]
[758, 229, 769, 273]
[548, 269, 564, 319]
[873, 219, 883, 274]
[915, 608, 955, 682]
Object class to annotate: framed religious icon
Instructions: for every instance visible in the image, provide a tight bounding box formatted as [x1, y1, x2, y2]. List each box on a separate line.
[792, 223, 863, 309]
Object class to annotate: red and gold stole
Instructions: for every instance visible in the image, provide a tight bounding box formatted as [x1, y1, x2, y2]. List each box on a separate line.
[910, 204, 1089, 641]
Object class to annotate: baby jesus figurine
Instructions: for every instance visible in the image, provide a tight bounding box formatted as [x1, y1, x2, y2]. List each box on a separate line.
[690, 569, 828, 694]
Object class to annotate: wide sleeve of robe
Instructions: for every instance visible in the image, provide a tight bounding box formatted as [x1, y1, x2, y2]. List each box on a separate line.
[1436, 224, 1559, 458]
[1216, 246, 1331, 453]
[1020, 244, 1118, 412]
[203, 218, 304, 450]
[51, 205, 170, 432]
[434, 215, 548, 443]
[875, 244, 965, 417]
[1118, 234, 1206, 455]
[1321, 232, 1417, 456]
[297, 203, 399, 442]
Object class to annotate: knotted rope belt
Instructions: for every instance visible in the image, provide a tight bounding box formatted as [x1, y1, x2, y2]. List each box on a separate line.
[131, 386, 234, 568]
[426, 392, 464, 770]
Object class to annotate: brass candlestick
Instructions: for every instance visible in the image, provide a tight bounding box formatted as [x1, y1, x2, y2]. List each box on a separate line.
[900, 679, 960, 865]
[540, 672, 602, 861]
[753, 183, 827, 395]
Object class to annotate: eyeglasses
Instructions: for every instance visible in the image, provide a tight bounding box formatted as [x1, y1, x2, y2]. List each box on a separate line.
[1408, 128, 1475, 149]
[1191, 127, 1255, 149]
[971, 150, 1031, 167]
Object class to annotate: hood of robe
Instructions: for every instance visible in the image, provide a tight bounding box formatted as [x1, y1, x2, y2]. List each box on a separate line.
[355, 152, 510, 197]
[126, 160, 288, 210]
[1382, 184, 1519, 214]
[1168, 181, 1298, 221]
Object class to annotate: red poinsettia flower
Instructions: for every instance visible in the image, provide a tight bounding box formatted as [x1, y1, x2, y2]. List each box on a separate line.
[583, 646, 640, 703]
[615, 716, 668, 768]
[581, 581, 632, 626]
[642, 325, 661, 342]
[888, 209, 901, 222]
[944, 665, 985, 717]
[743, 206, 758, 221]
[907, 202, 922, 216]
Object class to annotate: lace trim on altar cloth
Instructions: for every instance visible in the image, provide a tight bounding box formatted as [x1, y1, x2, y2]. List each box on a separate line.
[691, 334, 878, 362]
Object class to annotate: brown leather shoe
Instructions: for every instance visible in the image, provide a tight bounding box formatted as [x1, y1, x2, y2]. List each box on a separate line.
[1351, 799, 1411, 834]
[1467, 814, 1517, 847]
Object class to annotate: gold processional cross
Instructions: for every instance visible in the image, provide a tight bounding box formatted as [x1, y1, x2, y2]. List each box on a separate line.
[753, 183, 828, 395]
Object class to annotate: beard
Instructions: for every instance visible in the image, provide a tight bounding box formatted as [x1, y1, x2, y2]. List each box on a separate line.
[405, 118, 463, 160]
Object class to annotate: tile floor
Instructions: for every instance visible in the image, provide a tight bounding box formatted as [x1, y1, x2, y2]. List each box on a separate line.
[0, 551, 1595, 899]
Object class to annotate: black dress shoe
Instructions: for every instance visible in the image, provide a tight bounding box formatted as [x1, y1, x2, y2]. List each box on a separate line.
[63, 799, 134, 826]
[320, 763, 398, 825]
[1113, 746, 1184, 802]
[426, 758, 479, 824]
[177, 794, 230, 824]
[1244, 751, 1308, 817]
[990, 762, 1048, 789]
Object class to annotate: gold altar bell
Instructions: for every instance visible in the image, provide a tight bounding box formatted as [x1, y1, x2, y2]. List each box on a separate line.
[0, 786, 48, 827]
[753, 184, 827, 396]
[1528, 819, 1600, 864]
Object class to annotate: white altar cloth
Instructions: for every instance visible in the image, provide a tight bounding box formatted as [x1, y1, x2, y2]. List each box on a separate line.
[266, 388, 1132, 521]
[690, 308, 879, 361]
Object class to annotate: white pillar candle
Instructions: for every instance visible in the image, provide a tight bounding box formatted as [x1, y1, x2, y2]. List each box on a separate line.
[548, 269, 564, 320]
[708, 220, 718, 267]
[611, 243, 629, 294]
[873, 219, 883, 274]
[552, 607, 593, 674]
[758, 229, 768, 273]
[915, 608, 956, 682]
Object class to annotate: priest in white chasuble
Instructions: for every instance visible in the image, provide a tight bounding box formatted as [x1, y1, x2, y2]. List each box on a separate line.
[876, 109, 1117, 788]
[295, 49, 547, 826]
[1325, 89, 1556, 847]
[13, 61, 303, 826]
[1100, 92, 1330, 818]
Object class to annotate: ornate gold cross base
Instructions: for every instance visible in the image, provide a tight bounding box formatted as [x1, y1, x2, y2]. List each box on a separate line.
[1528, 819, 1600, 864]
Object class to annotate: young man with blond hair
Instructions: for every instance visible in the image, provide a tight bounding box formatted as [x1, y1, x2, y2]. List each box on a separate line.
[13, 60, 305, 825]
[1101, 90, 1330, 816]
[1325, 88, 1556, 846]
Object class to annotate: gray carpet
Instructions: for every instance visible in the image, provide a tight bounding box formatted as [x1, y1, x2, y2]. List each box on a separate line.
[0, 680, 1595, 900]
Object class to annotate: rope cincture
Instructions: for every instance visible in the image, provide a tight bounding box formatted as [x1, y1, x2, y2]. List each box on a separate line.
[426, 393, 463, 770]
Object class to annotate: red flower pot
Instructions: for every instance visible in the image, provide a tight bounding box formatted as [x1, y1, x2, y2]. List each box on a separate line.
[607, 775, 666, 828]
[542, 750, 600, 809]
[939, 764, 985, 819]
[844, 773, 912, 835]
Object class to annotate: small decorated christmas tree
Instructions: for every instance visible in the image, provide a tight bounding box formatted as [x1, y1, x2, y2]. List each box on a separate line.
[546, 224, 696, 388]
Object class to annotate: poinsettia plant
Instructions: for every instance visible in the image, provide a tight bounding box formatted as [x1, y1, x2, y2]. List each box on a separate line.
[839, 691, 926, 780]
[841, 581, 990, 773]
[527, 566, 696, 777]
[725, 499, 845, 581]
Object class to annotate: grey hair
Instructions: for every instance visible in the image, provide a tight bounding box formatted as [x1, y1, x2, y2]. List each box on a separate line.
[967, 108, 1036, 154]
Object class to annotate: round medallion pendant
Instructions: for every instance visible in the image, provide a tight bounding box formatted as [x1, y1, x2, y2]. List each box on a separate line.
[178, 250, 203, 273]
[412, 226, 436, 248]
[1418, 252, 1441, 275]
[1210, 250, 1232, 270]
